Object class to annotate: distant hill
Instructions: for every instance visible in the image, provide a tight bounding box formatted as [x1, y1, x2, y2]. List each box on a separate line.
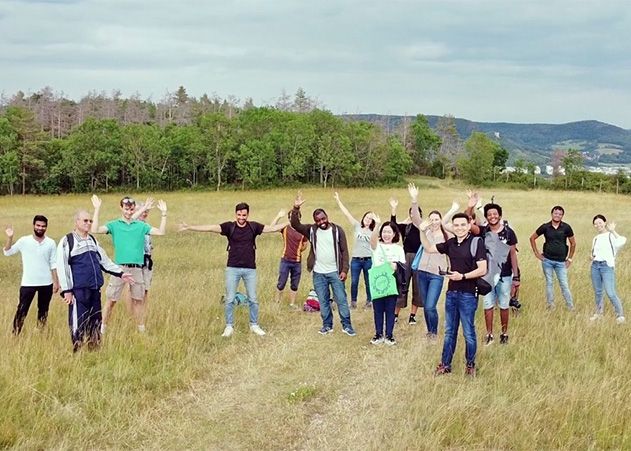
[343, 114, 631, 166]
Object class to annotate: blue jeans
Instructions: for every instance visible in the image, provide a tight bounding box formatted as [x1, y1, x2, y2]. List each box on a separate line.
[313, 271, 352, 329]
[225, 267, 259, 326]
[591, 261, 624, 317]
[441, 291, 478, 368]
[277, 258, 302, 291]
[350, 257, 372, 303]
[418, 271, 444, 334]
[373, 295, 397, 338]
[542, 258, 574, 308]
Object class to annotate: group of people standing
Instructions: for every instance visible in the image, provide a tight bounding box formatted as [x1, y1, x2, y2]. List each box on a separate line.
[3, 188, 627, 374]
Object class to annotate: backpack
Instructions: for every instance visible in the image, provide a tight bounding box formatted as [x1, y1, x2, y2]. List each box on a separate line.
[469, 232, 510, 296]
[66, 232, 99, 264]
[226, 221, 258, 252]
[303, 289, 320, 312]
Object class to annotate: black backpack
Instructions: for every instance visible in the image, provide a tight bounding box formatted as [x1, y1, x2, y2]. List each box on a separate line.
[65, 232, 100, 263]
[226, 221, 258, 252]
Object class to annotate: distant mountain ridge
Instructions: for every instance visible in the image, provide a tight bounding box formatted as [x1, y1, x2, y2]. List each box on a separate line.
[343, 114, 631, 166]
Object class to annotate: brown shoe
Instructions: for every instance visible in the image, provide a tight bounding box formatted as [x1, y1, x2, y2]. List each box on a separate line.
[465, 365, 476, 377]
[434, 363, 451, 376]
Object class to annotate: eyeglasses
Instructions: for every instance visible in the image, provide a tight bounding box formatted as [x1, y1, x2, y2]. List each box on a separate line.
[81, 219, 93, 224]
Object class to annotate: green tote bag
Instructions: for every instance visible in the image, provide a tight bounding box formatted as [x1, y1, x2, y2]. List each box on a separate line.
[368, 246, 399, 300]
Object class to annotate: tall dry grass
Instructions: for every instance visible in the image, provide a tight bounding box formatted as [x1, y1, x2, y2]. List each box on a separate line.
[1, 181, 631, 449]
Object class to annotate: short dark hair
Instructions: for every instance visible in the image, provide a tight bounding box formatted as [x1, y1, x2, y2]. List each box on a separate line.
[312, 208, 327, 220]
[235, 202, 250, 213]
[120, 196, 135, 207]
[484, 203, 503, 218]
[551, 205, 564, 215]
[33, 215, 48, 225]
[452, 212, 469, 223]
[593, 214, 607, 223]
[379, 221, 400, 243]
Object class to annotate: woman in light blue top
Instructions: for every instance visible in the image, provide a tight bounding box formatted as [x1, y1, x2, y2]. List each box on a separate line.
[334, 192, 375, 309]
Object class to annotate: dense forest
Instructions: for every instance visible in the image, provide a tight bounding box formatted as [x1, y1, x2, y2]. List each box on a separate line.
[1, 86, 630, 195]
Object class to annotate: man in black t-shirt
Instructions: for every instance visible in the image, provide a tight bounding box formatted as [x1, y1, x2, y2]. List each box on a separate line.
[418, 208, 487, 377]
[529, 205, 576, 310]
[179, 202, 286, 337]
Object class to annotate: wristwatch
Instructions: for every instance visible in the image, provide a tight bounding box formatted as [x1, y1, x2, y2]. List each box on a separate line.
[462, 273, 467, 280]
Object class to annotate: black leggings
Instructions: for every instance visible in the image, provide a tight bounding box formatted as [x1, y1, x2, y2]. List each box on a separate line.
[13, 284, 53, 335]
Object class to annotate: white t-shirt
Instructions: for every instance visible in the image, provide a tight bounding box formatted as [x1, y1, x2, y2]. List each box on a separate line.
[592, 232, 626, 267]
[372, 242, 405, 266]
[313, 228, 338, 274]
[3, 235, 57, 286]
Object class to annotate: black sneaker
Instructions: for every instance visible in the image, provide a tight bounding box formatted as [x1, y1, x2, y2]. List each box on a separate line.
[370, 334, 384, 345]
[485, 334, 494, 346]
[384, 336, 397, 346]
[500, 333, 508, 344]
[394, 315, 399, 324]
[408, 315, 417, 325]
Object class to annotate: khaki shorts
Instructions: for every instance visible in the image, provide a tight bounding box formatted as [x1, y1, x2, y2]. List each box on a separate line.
[106, 266, 145, 301]
[142, 267, 153, 291]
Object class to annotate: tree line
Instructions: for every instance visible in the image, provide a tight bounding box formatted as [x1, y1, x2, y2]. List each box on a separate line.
[1, 86, 630, 195]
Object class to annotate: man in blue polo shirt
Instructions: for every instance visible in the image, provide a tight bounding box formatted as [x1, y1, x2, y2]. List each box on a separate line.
[91, 195, 167, 333]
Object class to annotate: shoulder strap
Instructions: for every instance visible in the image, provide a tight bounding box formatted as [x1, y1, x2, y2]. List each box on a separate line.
[66, 232, 74, 254]
[226, 221, 257, 251]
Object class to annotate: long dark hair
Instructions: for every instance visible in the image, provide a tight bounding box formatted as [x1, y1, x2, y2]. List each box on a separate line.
[360, 212, 376, 230]
[428, 210, 449, 242]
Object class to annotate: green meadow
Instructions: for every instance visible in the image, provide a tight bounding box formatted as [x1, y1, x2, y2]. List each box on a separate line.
[1, 180, 631, 450]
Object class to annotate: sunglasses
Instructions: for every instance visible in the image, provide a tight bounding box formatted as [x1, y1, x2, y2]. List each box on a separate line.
[121, 198, 135, 205]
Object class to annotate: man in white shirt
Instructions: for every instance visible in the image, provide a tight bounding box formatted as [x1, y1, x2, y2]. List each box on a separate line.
[4, 215, 59, 335]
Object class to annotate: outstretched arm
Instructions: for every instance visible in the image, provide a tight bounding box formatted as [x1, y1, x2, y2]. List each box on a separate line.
[4, 225, 14, 253]
[149, 200, 168, 235]
[333, 192, 359, 226]
[407, 183, 422, 228]
[178, 222, 222, 233]
[90, 195, 109, 234]
[370, 214, 382, 250]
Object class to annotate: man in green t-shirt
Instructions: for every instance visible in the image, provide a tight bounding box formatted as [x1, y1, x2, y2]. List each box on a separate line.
[91, 195, 167, 333]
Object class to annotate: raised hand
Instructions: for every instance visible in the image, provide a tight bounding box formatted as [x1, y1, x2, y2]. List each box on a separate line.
[143, 197, 156, 210]
[333, 192, 340, 202]
[607, 221, 616, 232]
[450, 200, 460, 212]
[156, 200, 167, 214]
[407, 182, 419, 201]
[389, 197, 398, 209]
[91, 194, 102, 209]
[419, 218, 431, 232]
[294, 192, 305, 208]
[372, 213, 382, 224]
[466, 190, 479, 208]
[5, 225, 13, 238]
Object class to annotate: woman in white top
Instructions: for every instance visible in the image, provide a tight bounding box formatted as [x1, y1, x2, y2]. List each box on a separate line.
[333, 192, 376, 309]
[369, 217, 405, 346]
[590, 214, 626, 323]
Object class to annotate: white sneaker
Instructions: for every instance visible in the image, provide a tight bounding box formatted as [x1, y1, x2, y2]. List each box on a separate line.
[100, 324, 106, 334]
[137, 324, 146, 333]
[221, 325, 234, 337]
[616, 316, 626, 324]
[250, 324, 266, 336]
[590, 314, 603, 321]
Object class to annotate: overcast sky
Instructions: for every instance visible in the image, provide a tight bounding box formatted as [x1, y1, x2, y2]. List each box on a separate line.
[1, 0, 630, 128]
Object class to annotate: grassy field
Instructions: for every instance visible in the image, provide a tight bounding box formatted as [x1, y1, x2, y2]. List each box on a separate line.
[1, 179, 631, 450]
